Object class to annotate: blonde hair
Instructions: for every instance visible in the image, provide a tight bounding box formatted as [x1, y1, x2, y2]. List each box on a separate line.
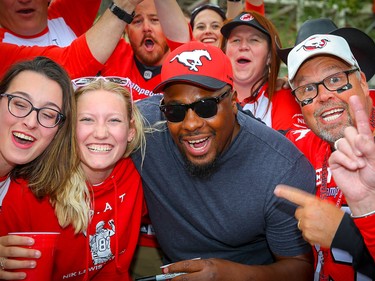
[53, 79, 145, 233]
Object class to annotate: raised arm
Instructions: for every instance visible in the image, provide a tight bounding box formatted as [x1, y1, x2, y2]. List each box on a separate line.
[154, 0, 190, 43]
[329, 95, 375, 261]
[0, 0, 143, 79]
[227, 0, 265, 19]
[226, 0, 244, 19]
[329, 95, 375, 216]
[85, 0, 140, 63]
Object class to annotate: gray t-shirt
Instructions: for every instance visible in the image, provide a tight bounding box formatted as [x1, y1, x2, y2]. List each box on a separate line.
[132, 96, 315, 265]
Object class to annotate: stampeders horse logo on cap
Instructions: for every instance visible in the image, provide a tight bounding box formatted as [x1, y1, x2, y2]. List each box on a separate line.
[170, 49, 211, 72]
[240, 13, 254, 22]
[297, 37, 330, 52]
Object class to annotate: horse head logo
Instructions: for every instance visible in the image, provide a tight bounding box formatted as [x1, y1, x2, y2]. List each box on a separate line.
[170, 49, 212, 72]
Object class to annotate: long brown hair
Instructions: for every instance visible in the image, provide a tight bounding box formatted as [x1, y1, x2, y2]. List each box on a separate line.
[220, 11, 282, 103]
[0, 57, 78, 199]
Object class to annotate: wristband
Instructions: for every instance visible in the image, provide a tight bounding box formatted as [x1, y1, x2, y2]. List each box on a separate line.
[351, 209, 375, 218]
[227, 0, 242, 2]
[109, 2, 135, 24]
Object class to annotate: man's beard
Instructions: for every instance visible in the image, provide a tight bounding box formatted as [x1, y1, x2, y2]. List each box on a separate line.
[135, 37, 169, 66]
[315, 107, 353, 144]
[314, 102, 353, 144]
[182, 154, 219, 179]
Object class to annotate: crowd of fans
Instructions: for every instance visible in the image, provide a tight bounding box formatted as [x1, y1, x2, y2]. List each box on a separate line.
[0, 0, 374, 280]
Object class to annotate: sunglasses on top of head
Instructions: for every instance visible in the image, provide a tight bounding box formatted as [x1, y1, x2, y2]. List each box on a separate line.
[159, 89, 231, 123]
[71, 76, 130, 90]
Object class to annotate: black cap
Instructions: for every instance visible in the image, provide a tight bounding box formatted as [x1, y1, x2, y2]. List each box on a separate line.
[190, 4, 226, 29]
[277, 18, 375, 81]
[277, 18, 338, 64]
[221, 12, 269, 39]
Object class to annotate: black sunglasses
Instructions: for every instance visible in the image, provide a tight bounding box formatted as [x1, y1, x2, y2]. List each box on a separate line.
[159, 89, 231, 123]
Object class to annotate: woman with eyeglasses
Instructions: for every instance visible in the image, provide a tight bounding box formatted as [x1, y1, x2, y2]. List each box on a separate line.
[0, 77, 146, 280]
[0, 56, 75, 280]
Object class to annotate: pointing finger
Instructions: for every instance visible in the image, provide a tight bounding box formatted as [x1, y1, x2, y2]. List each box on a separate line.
[274, 184, 316, 207]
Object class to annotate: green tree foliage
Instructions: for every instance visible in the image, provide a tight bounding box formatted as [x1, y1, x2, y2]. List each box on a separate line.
[326, 0, 367, 13]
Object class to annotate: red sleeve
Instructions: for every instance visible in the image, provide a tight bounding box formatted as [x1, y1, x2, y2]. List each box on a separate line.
[0, 35, 104, 80]
[353, 214, 375, 261]
[47, 0, 101, 37]
[166, 38, 184, 52]
[245, 1, 265, 15]
[270, 88, 304, 131]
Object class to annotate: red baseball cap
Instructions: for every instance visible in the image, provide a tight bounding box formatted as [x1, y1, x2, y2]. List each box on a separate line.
[154, 41, 233, 93]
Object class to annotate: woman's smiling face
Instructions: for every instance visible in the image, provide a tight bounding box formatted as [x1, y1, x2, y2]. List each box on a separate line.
[0, 70, 62, 175]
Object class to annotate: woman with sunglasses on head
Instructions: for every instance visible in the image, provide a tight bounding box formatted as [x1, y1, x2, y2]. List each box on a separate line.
[0, 56, 75, 280]
[0, 77, 146, 280]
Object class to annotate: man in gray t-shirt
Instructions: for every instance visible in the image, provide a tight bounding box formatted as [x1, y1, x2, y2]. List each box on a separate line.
[133, 41, 315, 280]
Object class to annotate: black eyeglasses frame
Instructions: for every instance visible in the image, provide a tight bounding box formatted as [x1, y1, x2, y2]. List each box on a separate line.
[0, 93, 65, 128]
[291, 68, 359, 107]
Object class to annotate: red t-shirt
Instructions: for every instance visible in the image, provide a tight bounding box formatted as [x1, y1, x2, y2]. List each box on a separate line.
[0, 0, 100, 46]
[101, 40, 163, 101]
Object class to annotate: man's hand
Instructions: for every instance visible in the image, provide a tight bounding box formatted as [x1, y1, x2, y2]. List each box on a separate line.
[274, 184, 344, 248]
[329, 95, 375, 216]
[161, 255, 313, 281]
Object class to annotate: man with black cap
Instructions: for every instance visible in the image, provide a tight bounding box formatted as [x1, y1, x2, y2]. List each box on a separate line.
[132, 41, 315, 280]
[275, 29, 375, 280]
[277, 18, 375, 82]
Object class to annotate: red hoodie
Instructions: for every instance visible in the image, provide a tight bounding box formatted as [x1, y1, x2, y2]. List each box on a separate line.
[0, 158, 144, 281]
